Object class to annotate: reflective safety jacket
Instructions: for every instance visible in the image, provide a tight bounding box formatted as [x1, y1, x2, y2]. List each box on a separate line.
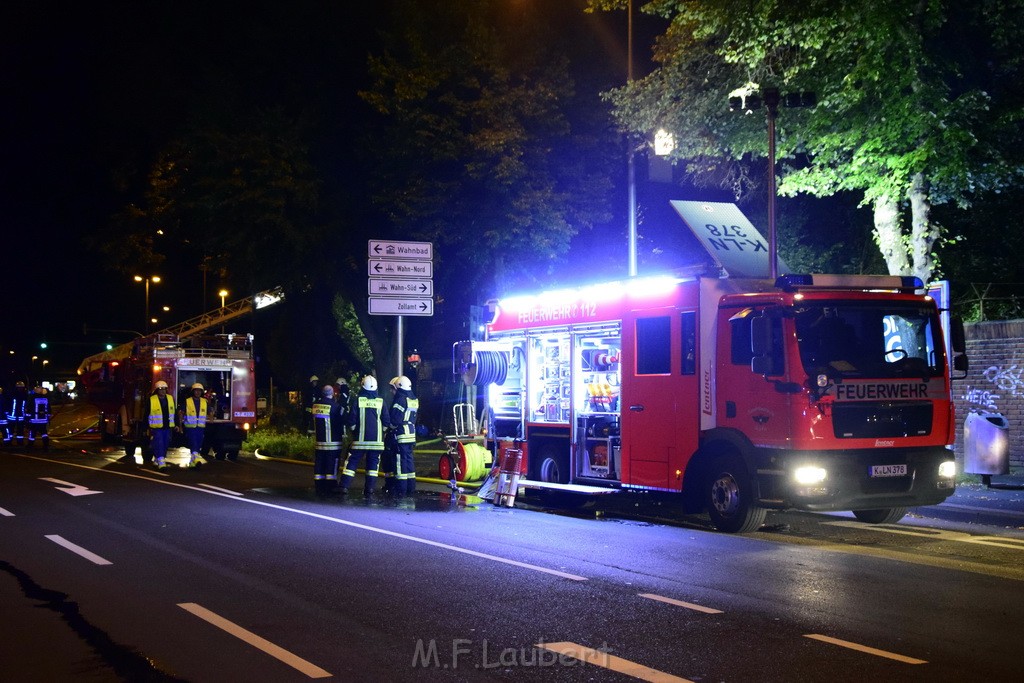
[312, 396, 346, 451]
[182, 396, 208, 428]
[28, 394, 50, 424]
[389, 390, 419, 444]
[348, 390, 389, 451]
[148, 394, 176, 429]
[7, 389, 27, 420]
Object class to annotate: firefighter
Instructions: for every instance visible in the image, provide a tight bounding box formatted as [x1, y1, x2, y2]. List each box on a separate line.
[0, 386, 9, 446]
[386, 375, 419, 496]
[179, 382, 208, 469]
[312, 384, 346, 496]
[334, 377, 350, 416]
[7, 381, 29, 447]
[26, 386, 51, 450]
[145, 380, 178, 469]
[339, 375, 390, 496]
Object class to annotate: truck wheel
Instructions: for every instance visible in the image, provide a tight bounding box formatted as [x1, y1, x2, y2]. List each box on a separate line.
[536, 445, 569, 484]
[705, 454, 766, 533]
[852, 507, 907, 524]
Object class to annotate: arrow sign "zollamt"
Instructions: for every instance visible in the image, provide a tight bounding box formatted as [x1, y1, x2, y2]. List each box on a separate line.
[368, 298, 434, 316]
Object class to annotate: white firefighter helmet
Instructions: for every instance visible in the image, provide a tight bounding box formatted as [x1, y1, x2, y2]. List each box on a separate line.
[322, 384, 335, 398]
[191, 382, 204, 391]
[361, 375, 377, 391]
[154, 380, 169, 389]
[390, 375, 412, 391]
[335, 377, 347, 387]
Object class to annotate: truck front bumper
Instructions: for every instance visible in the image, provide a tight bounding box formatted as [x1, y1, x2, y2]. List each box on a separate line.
[755, 446, 956, 512]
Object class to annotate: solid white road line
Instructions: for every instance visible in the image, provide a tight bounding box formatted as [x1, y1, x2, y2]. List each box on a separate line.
[638, 592, 724, 614]
[19, 453, 589, 582]
[804, 633, 927, 664]
[44, 534, 113, 566]
[197, 483, 244, 496]
[537, 641, 693, 683]
[0, 507, 15, 517]
[178, 602, 331, 678]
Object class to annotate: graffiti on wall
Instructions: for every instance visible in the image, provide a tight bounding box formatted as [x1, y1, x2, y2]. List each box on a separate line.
[962, 361, 1023, 412]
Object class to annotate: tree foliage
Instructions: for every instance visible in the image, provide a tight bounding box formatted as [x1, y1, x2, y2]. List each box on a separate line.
[359, 0, 615, 298]
[592, 0, 1024, 281]
[92, 107, 322, 296]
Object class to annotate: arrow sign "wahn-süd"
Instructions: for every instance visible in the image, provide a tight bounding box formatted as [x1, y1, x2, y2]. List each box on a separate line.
[368, 240, 433, 260]
[368, 279, 433, 296]
[368, 297, 434, 316]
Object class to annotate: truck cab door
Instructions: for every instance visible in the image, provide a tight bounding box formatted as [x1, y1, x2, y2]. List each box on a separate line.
[716, 307, 792, 447]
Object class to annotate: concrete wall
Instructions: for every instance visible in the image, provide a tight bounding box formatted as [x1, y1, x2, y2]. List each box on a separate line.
[952, 319, 1024, 470]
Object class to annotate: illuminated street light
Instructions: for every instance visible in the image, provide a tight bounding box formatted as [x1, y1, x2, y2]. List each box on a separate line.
[219, 289, 228, 308]
[134, 275, 161, 333]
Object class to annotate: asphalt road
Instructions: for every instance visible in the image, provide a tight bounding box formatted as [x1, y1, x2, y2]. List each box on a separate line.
[2, 436, 1024, 682]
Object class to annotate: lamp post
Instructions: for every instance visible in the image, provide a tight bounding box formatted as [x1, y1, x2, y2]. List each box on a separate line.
[729, 88, 816, 279]
[134, 275, 161, 333]
[626, 0, 637, 277]
[219, 289, 228, 308]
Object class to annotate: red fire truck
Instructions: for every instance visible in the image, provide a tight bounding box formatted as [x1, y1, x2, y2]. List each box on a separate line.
[78, 288, 282, 462]
[454, 203, 966, 532]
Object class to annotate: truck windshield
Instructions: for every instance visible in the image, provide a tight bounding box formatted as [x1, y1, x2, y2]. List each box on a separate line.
[793, 302, 944, 379]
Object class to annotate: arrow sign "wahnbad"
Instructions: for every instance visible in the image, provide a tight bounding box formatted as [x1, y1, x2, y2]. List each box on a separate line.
[368, 240, 433, 260]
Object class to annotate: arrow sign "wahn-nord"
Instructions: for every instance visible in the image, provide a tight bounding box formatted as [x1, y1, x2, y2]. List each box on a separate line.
[368, 259, 433, 278]
[368, 240, 433, 260]
[368, 279, 433, 296]
[368, 297, 434, 316]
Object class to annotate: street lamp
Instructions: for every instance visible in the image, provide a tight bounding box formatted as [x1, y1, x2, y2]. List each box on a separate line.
[729, 88, 815, 279]
[626, 0, 637, 277]
[219, 289, 228, 308]
[134, 275, 161, 333]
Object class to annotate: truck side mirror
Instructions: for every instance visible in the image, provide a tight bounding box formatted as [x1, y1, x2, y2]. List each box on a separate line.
[950, 317, 966, 354]
[949, 317, 968, 379]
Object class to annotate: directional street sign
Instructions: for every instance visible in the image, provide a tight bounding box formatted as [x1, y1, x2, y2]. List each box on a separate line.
[368, 259, 433, 278]
[368, 297, 434, 316]
[368, 240, 433, 261]
[368, 278, 433, 297]
[368, 239, 434, 317]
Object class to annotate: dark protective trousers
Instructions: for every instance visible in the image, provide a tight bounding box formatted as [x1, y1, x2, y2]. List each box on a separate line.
[396, 442, 416, 495]
[313, 446, 340, 495]
[340, 447, 381, 495]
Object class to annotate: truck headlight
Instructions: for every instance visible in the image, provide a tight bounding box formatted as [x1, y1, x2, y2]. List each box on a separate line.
[794, 466, 827, 485]
[938, 461, 956, 478]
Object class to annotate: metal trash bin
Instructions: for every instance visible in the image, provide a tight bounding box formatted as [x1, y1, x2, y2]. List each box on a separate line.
[964, 411, 1010, 485]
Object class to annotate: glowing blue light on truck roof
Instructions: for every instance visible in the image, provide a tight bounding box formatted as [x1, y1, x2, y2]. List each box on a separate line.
[499, 276, 681, 310]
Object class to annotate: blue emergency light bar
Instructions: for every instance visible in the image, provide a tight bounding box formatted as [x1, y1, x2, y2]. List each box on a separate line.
[774, 274, 924, 292]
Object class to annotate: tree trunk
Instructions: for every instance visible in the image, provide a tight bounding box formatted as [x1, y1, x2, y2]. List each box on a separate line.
[872, 195, 909, 276]
[908, 172, 939, 283]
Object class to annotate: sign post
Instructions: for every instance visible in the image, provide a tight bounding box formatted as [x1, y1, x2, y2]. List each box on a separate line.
[368, 240, 434, 380]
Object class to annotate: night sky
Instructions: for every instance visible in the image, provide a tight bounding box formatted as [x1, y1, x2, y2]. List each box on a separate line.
[2, 1, 394, 375]
[1, 1, 659, 379]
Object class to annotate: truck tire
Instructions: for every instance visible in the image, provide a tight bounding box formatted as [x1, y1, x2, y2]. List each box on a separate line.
[532, 444, 587, 508]
[852, 507, 907, 524]
[535, 445, 569, 484]
[705, 454, 766, 533]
